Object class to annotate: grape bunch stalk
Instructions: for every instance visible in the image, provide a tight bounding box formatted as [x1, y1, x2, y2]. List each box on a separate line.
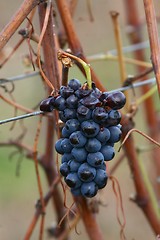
[40, 79, 126, 198]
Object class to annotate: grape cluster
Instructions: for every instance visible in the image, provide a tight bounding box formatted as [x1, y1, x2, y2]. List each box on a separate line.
[40, 79, 126, 198]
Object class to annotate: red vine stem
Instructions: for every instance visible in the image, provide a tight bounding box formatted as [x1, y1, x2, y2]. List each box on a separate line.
[32, 116, 45, 240]
[143, 0, 160, 94]
[0, 0, 42, 51]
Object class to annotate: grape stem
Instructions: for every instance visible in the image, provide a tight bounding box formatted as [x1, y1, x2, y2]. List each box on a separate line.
[58, 50, 92, 89]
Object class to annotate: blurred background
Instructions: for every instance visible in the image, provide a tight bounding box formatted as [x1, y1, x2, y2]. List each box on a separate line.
[0, 0, 159, 239]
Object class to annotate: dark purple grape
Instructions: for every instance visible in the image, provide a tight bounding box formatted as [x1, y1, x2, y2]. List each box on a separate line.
[87, 152, 104, 167]
[68, 78, 81, 90]
[104, 91, 126, 110]
[81, 120, 100, 138]
[85, 138, 101, 153]
[94, 169, 108, 189]
[98, 92, 109, 102]
[40, 97, 55, 112]
[92, 107, 108, 123]
[80, 92, 101, 109]
[100, 145, 115, 161]
[81, 182, 98, 198]
[75, 88, 92, 98]
[76, 105, 92, 122]
[78, 163, 96, 182]
[60, 162, 70, 177]
[96, 127, 110, 144]
[66, 94, 78, 109]
[69, 131, 87, 148]
[71, 147, 87, 163]
[108, 126, 122, 143]
[59, 108, 77, 122]
[59, 86, 74, 98]
[65, 173, 81, 188]
[60, 138, 73, 153]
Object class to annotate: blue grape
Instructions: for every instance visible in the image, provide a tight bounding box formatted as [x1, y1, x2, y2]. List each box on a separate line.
[66, 94, 78, 109]
[65, 173, 82, 188]
[55, 139, 64, 154]
[105, 110, 121, 126]
[92, 107, 108, 123]
[81, 120, 100, 138]
[59, 108, 77, 122]
[96, 127, 110, 144]
[85, 138, 101, 153]
[61, 126, 71, 138]
[71, 147, 88, 162]
[60, 138, 73, 153]
[68, 78, 81, 91]
[108, 126, 122, 143]
[78, 163, 96, 182]
[61, 153, 73, 163]
[65, 119, 80, 133]
[68, 159, 81, 172]
[60, 162, 70, 177]
[81, 182, 98, 198]
[52, 95, 66, 111]
[75, 88, 92, 98]
[100, 145, 115, 161]
[94, 169, 108, 189]
[104, 91, 126, 110]
[87, 152, 104, 167]
[69, 131, 87, 148]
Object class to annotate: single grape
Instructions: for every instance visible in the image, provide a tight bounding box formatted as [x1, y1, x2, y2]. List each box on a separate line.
[66, 94, 79, 109]
[59, 86, 74, 98]
[59, 108, 77, 122]
[69, 131, 87, 148]
[87, 152, 104, 167]
[68, 159, 81, 172]
[75, 88, 92, 98]
[76, 105, 92, 122]
[108, 126, 122, 143]
[94, 169, 108, 189]
[61, 138, 73, 153]
[71, 147, 88, 163]
[78, 163, 96, 182]
[61, 126, 71, 138]
[81, 182, 98, 198]
[81, 120, 100, 138]
[85, 138, 101, 153]
[104, 110, 121, 126]
[68, 78, 81, 90]
[92, 107, 108, 123]
[104, 91, 126, 110]
[55, 139, 64, 154]
[40, 97, 55, 112]
[60, 162, 70, 177]
[80, 92, 101, 109]
[61, 153, 73, 163]
[65, 119, 80, 133]
[96, 127, 110, 144]
[65, 173, 82, 188]
[51, 95, 66, 111]
[100, 145, 115, 161]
